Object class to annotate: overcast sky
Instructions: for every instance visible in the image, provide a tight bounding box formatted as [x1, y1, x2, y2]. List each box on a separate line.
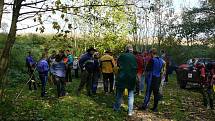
[1, 0, 200, 34]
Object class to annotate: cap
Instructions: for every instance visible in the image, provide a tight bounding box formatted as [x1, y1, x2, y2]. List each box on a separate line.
[87, 47, 97, 52]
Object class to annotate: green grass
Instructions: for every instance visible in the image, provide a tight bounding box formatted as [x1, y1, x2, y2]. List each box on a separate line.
[1, 74, 215, 121]
[0, 33, 215, 120]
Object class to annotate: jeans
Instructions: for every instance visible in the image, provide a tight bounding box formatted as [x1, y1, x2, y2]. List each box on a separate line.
[39, 74, 48, 97]
[136, 73, 144, 94]
[140, 74, 145, 92]
[54, 76, 66, 97]
[113, 88, 134, 113]
[92, 72, 100, 94]
[74, 69, 79, 78]
[103, 73, 114, 93]
[143, 72, 152, 107]
[143, 75, 161, 110]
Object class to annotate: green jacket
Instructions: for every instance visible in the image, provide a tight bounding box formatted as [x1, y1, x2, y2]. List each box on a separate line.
[116, 52, 137, 90]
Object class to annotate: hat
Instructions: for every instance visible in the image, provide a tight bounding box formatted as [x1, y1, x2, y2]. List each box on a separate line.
[87, 47, 97, 52]
[150, 48, 157, 55]
[105, 48, 112, 53]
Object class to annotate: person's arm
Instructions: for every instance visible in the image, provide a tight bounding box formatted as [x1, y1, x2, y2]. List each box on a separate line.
[111, 56, 116, 67]
[79, 54, 90, 69]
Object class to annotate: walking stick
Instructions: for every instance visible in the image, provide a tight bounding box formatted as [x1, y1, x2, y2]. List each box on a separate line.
[14, 66, 37, 101]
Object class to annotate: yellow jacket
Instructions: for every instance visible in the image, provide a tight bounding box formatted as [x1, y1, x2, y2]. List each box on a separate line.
[100, 54, 115, 73]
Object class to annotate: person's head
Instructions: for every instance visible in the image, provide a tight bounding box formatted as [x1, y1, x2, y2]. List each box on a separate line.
[161, 49, 165, 54]
[143, 51, 147, 57]
[41, 53, 47, 59]
[55, 54, 63, 62]
[94, 52, 100, 59]
[59, 50, 65, 57]
[125, 44, 133, 53]
[105, 49, 113, 56]
[28, 51, 31, 56]
[150, 48, 157, 57]
[192, 58, 196, 63]
[66, 50, 70, 55]
[87, 47, 97, 55]
[52, 50, 56, 55]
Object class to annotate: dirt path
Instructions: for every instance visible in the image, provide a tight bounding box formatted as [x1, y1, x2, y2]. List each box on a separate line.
[127, 110, 171, 121]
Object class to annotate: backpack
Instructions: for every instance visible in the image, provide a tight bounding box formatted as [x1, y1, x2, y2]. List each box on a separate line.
[37, 60, 49, 73]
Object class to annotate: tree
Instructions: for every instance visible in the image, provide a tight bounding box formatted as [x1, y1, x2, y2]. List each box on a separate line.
[0, 0, 50, 100]
[175, 0, 215, 45]
[0, 0, 135, 100]
[0, 0, 4, 28]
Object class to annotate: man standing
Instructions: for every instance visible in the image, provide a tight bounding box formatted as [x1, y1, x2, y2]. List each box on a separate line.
[37, 53, 49, 97]
[50, 54, 67, 97]
[26, 51, 37, 90]
[77, 47, 96, 96]
[139, 48, 164, 112]
[66, 50, 74, 82]
[100, 49, 116, 94]
[113, 44, 137, 116]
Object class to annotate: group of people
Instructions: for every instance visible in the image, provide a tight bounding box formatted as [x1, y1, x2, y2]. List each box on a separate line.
[73, 45, 170, 116]
[25, 44, 215, 116]
[25, 44, 172, 116]
[26, 50, 79, 97]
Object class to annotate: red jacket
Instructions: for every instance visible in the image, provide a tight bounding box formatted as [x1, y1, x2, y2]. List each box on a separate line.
[135, 54, 144, 75]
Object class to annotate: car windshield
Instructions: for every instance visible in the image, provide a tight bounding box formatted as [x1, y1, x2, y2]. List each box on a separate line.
[187, 58, 213, 66]
[196, 58, 212, 65]
[187, 59, 193, 65]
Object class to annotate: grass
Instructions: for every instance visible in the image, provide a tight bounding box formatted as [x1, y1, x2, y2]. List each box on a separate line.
[1, 74, 215, 121]
[0, 34, 214, 120]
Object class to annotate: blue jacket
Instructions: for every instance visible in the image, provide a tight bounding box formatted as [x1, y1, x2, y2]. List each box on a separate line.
[26, 55, 35, 67]
[79, 52, 94, 72]
[51, 60, 66, 77]
[67, 54, 74, 65]
[37, 59, 49, 75]
[152, 57, 164, 77]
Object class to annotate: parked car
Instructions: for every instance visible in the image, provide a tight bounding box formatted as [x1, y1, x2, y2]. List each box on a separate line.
[176, 58, 214, 89]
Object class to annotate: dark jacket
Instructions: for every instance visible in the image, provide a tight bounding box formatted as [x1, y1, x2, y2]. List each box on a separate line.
[116, 52, 137, 90]
[79, 52, 94, 72]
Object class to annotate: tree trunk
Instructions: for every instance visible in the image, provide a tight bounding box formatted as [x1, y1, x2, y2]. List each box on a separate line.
[0, 0, 22, 101]
[0, 0, 4, 28]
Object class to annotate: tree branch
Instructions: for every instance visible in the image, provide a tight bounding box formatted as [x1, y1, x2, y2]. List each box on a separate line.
[3, 3, 13, 6]
[18, 15, 36, 22]
[24, 5, 47, 10]
[16, 23, 41, 31]
[21, 0, 47, 6]
[0, 0, 4, 28]
[19, 3, 135, 15]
